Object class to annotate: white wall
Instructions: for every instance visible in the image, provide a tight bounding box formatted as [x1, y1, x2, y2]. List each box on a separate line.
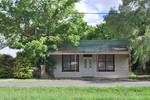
[53, 54, 129, 78]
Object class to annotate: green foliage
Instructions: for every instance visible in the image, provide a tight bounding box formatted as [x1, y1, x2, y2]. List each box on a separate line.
[45, 56, 56, 78]
[130, 27, 150, 67]
[0, 54, 14, 78]
[0, 66, 13, 78]
[0, 0, 85, 49]
[81, 25, 96, 40]
[68, 34, 80, 46]
[13, 66, 33, 79]
[84, 24, 115, 40]
[0, 0, 87, 71]
[103, 0, 150, 67]
[24, 38, 48, 59]
[82, 22, 116, 40]
[0, 35, 5, 49]
[14, 53, 34, 79]
[46, 56, 56, 72]
[0, 54, 15, 66]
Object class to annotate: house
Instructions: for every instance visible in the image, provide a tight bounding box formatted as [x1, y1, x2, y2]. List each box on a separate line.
[49, 40, 130, 78]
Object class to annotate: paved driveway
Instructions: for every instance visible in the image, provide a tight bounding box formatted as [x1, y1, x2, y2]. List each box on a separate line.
[0, 79, 150, 87]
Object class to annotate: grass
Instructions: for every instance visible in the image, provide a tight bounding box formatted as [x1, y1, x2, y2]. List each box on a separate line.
[129, 72, 150, 80]
[0, 87, 150, 100]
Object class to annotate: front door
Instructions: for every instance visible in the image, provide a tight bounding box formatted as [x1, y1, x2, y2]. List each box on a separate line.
[83, 58, 93, 77]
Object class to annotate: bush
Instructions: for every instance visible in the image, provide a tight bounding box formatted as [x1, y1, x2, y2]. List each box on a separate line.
[45, 56, 56, 77]
[0, 54, 14, 78]
[13, 66, 34, 79]
[0, 66, 13, 78]
[13, 53, 34, 79]
[46, 56, 56, 72]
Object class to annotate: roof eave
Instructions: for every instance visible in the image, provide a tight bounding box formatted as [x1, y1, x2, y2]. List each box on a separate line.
[49, 51, 130, 55]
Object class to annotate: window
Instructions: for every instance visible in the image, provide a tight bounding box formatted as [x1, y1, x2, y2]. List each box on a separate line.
[62, 55, 79, 72]
[97, 55, 115, 72]
[89, 59, 92, 68]
[84, 59, 92, 68]
[84, 59, 87, 68]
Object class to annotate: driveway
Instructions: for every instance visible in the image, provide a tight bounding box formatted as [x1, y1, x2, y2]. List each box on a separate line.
[0, 79, 150, 87]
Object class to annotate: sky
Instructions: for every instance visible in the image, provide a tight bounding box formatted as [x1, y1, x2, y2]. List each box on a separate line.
[75, 0, 122, 26]
[0, 0, 122, 57]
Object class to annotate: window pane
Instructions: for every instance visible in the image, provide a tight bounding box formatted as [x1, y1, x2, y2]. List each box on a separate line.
[63, 55, 70, 68]
[70, 55, 76, 67]
[98, 62, 105, 71]
[84, 59, 87, 68]
[62, 55, 79, 72]
[97, 55, 115, 72]
[89, 59, 92, 68]
[106, 64, 114, 70]
[98, 55, 105, 71]
[106, 55, 113, 62]
[106, 55, 114, 71]
[98, 55, 105, 62]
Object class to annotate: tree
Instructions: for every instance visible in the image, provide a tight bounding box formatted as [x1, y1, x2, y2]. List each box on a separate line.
[0, 35, 6, 49]
[81, 23, 113, 40]
[103, 0, 150, 69]
[0, 0, 87, 71]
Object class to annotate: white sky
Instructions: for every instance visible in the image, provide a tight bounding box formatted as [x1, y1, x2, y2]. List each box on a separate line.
[0, 0, 122, 57]
[75, 0, 122, 26]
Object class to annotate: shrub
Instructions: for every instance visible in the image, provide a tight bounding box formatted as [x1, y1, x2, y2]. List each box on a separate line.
[45, 56, 56, 77]
[13, 53, 34, 79]
[0, 54, 14, 78]
[0, 66, 13, 78]
[46, 56, 56, 72]
[13, 66, 34, 79]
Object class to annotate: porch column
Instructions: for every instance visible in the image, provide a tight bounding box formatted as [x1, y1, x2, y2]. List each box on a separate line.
[40, 65, 47, 78]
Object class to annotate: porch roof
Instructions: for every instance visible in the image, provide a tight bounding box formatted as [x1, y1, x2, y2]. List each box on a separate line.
[49, 40, 129, 55]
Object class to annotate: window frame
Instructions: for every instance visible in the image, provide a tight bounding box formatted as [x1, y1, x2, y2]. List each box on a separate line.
[62, 55, 79, 72]
[97, 55, 115, 72]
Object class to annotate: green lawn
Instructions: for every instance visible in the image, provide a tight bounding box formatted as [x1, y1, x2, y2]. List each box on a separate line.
[0, 87, 150, 100]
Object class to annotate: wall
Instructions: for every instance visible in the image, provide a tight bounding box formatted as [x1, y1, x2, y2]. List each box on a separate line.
[53, 54, 129, 78]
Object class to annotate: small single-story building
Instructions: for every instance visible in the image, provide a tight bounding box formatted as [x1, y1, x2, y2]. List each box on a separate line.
[49, 40, 130, 78]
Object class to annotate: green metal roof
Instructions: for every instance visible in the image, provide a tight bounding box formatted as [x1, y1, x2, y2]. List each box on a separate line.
[78, 40, 128, 52]
[58, 40, 128, 53]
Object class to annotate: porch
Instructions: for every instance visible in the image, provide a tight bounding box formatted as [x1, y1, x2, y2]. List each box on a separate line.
[53, 54, 129, 78]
